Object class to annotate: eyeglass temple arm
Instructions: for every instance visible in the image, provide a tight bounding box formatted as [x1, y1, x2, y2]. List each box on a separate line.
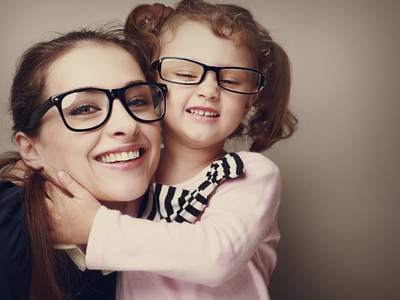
[24, 98, 54, 130]
[150, 60, 161, 72]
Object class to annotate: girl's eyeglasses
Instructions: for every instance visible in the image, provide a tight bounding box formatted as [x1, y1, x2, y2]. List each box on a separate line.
[152, 57, 265, 95]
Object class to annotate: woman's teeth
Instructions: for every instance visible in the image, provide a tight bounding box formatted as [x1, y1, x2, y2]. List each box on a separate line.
[189, 109, 218, 117]
[98, 150, 140, 163]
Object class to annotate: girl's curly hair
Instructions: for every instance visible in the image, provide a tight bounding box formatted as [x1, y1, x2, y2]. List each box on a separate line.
[126, 0, 298, 152]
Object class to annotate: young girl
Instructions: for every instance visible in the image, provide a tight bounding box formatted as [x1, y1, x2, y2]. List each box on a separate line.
[51, 0, 297, 299]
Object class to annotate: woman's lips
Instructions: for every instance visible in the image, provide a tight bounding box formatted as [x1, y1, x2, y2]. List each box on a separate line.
[96, 149, 140, 163]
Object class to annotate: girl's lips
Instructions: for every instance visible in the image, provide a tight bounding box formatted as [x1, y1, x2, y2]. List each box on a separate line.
[186, 107, 220, 118]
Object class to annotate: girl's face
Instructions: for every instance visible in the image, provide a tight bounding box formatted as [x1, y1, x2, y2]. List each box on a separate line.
[158, 21, 257, 150]
[29, 44, 160, 203]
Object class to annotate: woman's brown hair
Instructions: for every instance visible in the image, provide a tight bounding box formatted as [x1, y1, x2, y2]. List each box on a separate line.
[126, 0, 298, 152]
[0, 25, 157, 300]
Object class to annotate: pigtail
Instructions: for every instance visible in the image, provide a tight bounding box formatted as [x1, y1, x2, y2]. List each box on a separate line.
[125, 3, 174, 69]
[248, 39, 297, 152]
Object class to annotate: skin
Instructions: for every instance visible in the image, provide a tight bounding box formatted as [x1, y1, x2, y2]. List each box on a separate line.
[156, 21, 258, 185]
[16, 44, 161, 213]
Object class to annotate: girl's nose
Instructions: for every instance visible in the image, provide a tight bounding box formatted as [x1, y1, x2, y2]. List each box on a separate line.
[104, 99, 139, 138]
[196, 71, 220, 101]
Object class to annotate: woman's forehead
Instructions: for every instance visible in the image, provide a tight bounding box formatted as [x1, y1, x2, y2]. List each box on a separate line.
[45, 44, 145, 96]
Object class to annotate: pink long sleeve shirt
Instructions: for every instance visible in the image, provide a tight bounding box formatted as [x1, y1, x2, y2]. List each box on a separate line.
[86, 151, 281, 299]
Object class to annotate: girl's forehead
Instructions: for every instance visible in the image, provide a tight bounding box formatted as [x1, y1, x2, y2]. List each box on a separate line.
[159, 21, 256, 69]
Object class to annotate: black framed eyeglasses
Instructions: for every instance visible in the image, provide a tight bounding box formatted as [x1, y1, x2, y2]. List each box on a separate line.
[152, 57, 265, 94]
[24, 82, 167, 132]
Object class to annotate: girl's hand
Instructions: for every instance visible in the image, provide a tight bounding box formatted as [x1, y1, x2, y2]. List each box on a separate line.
[46, 171, 101, 245]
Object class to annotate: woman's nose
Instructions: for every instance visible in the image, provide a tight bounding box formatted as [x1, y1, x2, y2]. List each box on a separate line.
[105, 99, 139, 138]
[196, 71, 220, 101]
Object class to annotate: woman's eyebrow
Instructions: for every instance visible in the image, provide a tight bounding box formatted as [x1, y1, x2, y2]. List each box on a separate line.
[68, 80, 146, 90]
[124, 79, 145, 86]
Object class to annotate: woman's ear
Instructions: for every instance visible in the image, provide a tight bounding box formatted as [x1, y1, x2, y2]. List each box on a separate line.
[15, 132, 43, 170]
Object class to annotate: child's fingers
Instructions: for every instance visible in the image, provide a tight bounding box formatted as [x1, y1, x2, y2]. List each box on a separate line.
[57, 171, 95, 202]
[44, 171, 101, 245]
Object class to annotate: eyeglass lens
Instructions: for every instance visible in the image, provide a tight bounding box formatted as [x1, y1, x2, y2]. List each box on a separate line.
[60, 85, 164, 130]
[160, 58, 261, 94]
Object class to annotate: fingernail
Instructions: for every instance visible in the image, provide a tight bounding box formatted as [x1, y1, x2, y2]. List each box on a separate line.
[57, 171, 67, 182]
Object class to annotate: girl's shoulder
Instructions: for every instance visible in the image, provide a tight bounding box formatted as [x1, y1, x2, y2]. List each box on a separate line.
[235, 151, 280, 176]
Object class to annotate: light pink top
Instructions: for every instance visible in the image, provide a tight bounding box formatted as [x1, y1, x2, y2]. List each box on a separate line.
[86, 151, 281, 299]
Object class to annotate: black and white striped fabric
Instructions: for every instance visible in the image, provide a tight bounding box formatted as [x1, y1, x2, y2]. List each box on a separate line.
[137, 153, 245, 223]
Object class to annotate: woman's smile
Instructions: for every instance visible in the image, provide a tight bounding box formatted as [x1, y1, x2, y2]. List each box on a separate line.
[96, 149, 141, 163]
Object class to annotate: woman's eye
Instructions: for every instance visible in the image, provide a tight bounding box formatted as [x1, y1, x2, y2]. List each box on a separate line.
[69, 104, 101, 116]
[127, 98, 151, 108]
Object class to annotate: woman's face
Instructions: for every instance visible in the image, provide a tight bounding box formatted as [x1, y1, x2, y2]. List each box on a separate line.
[31, 44, 160, 203]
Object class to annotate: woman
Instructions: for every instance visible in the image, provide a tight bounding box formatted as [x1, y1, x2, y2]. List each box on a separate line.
[0, 26, 166, 299]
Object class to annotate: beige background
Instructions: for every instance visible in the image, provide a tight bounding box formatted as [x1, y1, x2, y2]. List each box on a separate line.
[1, 0, 399, 299]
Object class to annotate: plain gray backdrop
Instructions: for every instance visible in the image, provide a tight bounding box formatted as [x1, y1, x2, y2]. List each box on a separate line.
[1, 0, 399, 299]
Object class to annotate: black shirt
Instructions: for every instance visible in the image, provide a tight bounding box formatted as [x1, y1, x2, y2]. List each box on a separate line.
[0, 181, 117, 299]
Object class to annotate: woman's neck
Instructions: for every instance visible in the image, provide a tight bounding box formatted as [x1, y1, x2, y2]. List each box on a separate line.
[156, 140, 227, 186]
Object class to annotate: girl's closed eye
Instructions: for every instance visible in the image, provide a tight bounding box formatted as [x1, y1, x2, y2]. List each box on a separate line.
[174, 70, 199, 82]
[220, 78, 240, 86]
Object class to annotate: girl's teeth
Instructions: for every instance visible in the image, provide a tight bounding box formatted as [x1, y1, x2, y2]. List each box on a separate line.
[98, 150, 140, 163]
[189, 109, 218, 117]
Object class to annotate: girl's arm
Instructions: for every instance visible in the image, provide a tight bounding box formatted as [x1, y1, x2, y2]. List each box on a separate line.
[47, 171, 101, 245]
[85, 153, 281, 286]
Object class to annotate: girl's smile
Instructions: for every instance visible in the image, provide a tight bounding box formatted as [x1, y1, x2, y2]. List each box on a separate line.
[187, 106, 220, 121]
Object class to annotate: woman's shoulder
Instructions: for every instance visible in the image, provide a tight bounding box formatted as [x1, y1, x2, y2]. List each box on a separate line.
[0, 180, 29, 239]
[0, 181, 31, 299]
[0, 180, 29, 247]
[0, 180, 25, 212]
